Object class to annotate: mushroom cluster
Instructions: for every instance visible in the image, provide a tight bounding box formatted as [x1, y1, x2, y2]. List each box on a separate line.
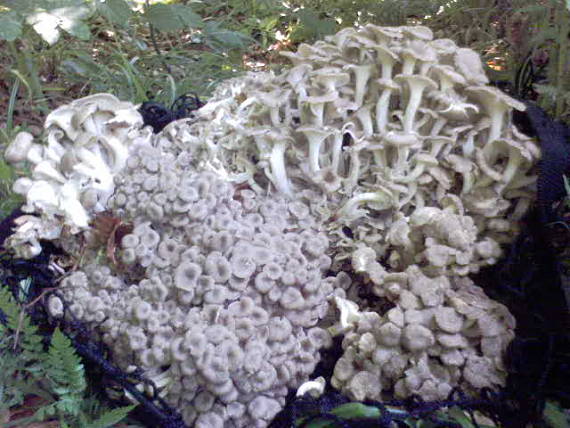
[182, 24, 538, 258]
[2, 24, 541, 424]
[330, 246, 515, 401]
[47, 135, 344, 427]
[4, 94, 146, 258]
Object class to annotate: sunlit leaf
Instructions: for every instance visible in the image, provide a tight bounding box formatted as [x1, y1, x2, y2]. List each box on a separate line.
[171, 4, 202, 28]
[0, 11, 23, 41]
[145, 3, 183, 32]
[97, 0, 133, 26]
[24, 3, 93, 44]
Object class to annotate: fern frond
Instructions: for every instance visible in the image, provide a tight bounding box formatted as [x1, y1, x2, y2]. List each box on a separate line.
[45, 328, 87, 399]
[0, 285, 43, 360]
[86, 404, 136, 428]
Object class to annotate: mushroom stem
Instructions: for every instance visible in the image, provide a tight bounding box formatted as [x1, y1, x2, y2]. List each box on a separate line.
[346, 64, 374, 107]
[375, 88, 394, 134]
[298, 127, 332, 173]
[331, 130, 343, 173]
[356, 105, 374, 137]
[269, 140, 292, 195]
[395, 75, 437, 133]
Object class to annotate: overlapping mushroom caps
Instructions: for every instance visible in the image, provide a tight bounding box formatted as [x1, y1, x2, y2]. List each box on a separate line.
[183, 24, 538, 256]
[2, 24, 541, 424]
[166, 24, 538, 404]
[49, 135, 342, 428]
[329, 246, 515, 401]
[3, 94, 148, 258]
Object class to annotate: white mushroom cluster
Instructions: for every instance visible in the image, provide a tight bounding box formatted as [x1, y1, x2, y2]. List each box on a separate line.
[52, 136, 342, 428]
[3, 94, 147, 258]
[182, 24, 538, 259]
[3, 24, 540, 421]
[332, 258, 515, 401]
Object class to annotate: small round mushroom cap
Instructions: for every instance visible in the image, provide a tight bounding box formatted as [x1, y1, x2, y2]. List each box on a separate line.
[47, 295, 64, 317]
[401, 324, 435, 352]
[247, 396, 282, 421]
[174, 261, 202, 291]
[348, 370, 382, 401]
[195, 411, 224, 428]
[434, 307, 464, 333]
[280, 287, 305, 310]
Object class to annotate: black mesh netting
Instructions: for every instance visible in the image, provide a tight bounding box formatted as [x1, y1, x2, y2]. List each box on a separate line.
[138, 93, 204, 134]
[1, 102, 569, 428]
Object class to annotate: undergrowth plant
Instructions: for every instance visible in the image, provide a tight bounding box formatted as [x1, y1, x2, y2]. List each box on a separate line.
[0, 283, 135, 427]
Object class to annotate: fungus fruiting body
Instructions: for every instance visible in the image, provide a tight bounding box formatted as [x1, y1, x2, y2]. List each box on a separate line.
[4, 24, 540, 428]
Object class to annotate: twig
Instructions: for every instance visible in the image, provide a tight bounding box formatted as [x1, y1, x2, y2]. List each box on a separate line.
[145, 0, 173, 75]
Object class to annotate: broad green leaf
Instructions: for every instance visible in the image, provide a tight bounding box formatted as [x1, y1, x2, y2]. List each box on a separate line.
[145, 3, 184, 32]
[0, 11, 23, 41]
[97, 0, 133, 26]
[171, 4, 202, 28]
[204, 22, 249, 51]
[63, 21, 91, 40]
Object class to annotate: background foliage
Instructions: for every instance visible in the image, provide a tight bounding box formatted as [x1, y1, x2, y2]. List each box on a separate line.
[0, 0, 569, 426]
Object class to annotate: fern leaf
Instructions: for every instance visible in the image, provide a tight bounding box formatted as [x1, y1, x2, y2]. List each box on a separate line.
[86, 404, 136, 428]
[0, 285, 43, 360]
[45, 328, 86, 399]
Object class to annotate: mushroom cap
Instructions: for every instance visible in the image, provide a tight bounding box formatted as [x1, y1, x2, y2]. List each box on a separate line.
[5, 131, 34, 163]
[430, 38, 458, 56]
[311, 67, 350, 88]
[445, 154, 473, 173]
[375, 78, 400, 91]
[430, 64, 467, 87]
[383, 131, 421, 147]
[413, 153, 439, 166]
[373, 44, 400, 63]
[454, 48, 489, 85]
[394, 73, 438, 90]
[465, 86, 526, 111]
[400, 40, 437, 63]
[363, 24, 402, 44]
[401, 26, 434, 41]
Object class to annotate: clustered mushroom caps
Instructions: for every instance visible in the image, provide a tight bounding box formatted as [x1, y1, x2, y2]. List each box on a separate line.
[3, 94, 147, 258]
[51, 135, 343, 428]
[183, 24, 538, 254]
[2, 24, 541, 425]
[332, 246, 515, 401]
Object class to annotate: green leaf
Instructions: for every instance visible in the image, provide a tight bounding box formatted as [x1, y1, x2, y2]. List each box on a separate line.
[544, 401, 570, 428]
[171, 4, 202, 28]
[97, 0, 133, 26]
[86, 404, 136, 428]
[145, 3, 183, 32]
[24, 3, 93, 44]
[330, 402, 381, 419]
[46, 328, 86, 397]
[204, 22, 249, 51]
[0, 11, 23, 41]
